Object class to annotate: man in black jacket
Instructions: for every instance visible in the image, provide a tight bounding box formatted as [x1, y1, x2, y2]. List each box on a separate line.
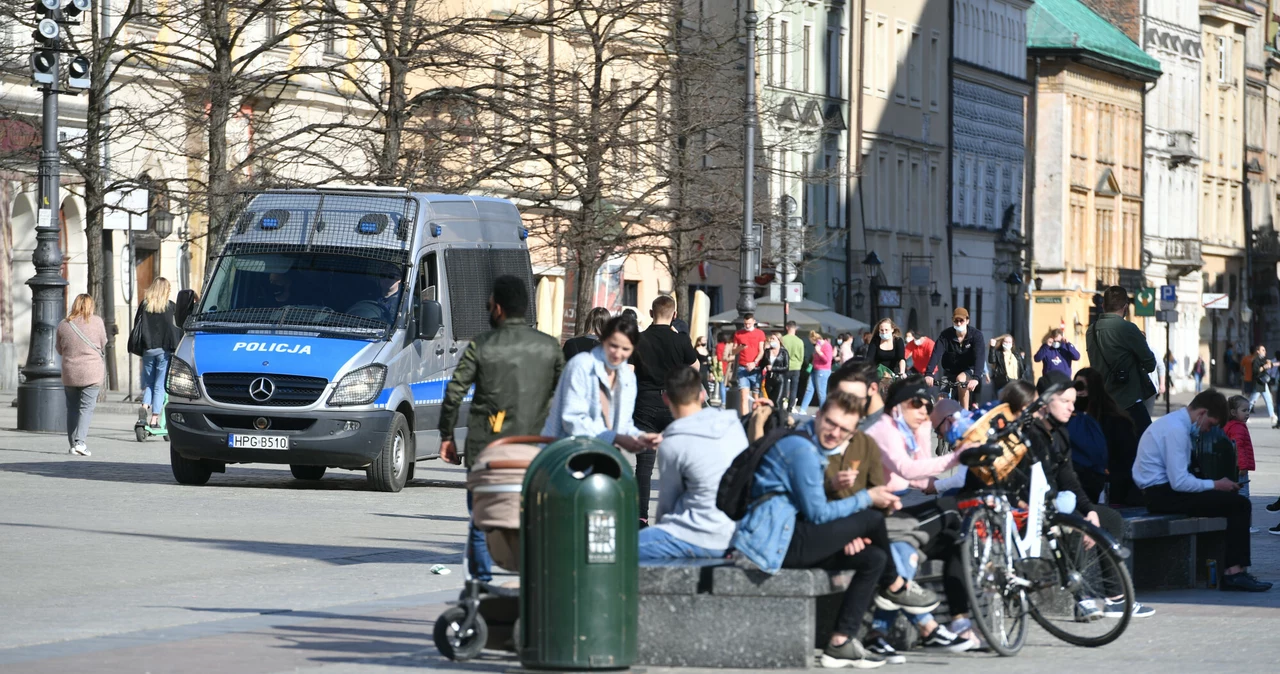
[925, 308, 987, 410]
[631, 295, 698, 523]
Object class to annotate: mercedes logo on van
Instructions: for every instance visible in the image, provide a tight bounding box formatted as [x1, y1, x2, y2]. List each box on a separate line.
[249, 377, 275, 402]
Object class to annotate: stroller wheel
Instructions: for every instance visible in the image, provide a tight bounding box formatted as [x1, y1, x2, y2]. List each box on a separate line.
[433, 606, 487, 661]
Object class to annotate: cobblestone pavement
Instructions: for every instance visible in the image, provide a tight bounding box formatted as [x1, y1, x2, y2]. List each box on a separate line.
[1, 391, 1278, 673]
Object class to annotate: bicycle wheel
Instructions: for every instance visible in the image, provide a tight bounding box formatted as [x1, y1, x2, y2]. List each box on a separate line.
[1023, 516, 1134, 647]
[959, 505, 1029, 656]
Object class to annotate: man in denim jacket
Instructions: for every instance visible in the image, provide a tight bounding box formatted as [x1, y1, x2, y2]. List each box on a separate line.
[731, 391, 940, 668]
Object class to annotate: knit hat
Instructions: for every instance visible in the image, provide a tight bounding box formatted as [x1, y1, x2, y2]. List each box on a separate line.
[1036, 370, 1071, 397]
[883, 375, 934, 410]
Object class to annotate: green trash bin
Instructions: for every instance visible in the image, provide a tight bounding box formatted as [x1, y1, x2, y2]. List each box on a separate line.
[519, 437, 638, 670]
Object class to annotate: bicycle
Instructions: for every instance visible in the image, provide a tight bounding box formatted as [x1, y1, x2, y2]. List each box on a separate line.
[953, 393, 1136, 656]
[932, 375, 968, 402]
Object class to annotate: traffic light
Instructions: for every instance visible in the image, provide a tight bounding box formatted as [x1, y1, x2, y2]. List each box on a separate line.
[66, 55, 90, 90]
[30, 51, 56, 85]
[64, 0, 92, 18]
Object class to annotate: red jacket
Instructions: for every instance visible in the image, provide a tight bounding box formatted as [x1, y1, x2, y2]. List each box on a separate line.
[1224, 419, 1255, 471]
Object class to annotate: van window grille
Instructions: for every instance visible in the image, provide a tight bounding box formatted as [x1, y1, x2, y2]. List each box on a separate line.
[445, 248, 537, 343]
[219, 191, 419, 263]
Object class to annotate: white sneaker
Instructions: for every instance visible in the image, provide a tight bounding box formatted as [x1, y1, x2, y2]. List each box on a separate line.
[1251, 526, 1261, 534]
[71, 444, 91, 457]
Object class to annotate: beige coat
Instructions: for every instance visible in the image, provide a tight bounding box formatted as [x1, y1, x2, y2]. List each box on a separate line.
[56, 316, 107, 388]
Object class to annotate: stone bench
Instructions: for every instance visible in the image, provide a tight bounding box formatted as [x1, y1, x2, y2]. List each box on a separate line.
[637, 559, 853, 669]
[1116, 507, 1227, 590]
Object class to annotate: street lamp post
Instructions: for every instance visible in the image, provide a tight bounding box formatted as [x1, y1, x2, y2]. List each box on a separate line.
[1005, 272, 1022, 343]
[737, 0, 759, 321]
[863, 251, 882, 326]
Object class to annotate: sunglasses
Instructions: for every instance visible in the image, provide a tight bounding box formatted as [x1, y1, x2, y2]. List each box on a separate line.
[908, 397, 934, 413]
[953, 319, 966, 325]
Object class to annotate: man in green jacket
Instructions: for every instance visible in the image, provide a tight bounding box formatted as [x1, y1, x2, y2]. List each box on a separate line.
[780, 321, 805, 410]
[1085, 285, 1157, 437]
[439, 275, 564, 580]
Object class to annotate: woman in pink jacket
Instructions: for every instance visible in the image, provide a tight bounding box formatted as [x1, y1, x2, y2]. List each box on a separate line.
[864, 375, 978, 651]
[864, 377, 962, 494]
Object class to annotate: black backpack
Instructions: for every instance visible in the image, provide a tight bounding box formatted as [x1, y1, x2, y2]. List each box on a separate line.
[716, 425, 801, 520]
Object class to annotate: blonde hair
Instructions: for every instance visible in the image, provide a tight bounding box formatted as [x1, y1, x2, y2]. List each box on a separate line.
[809, 330, 824, 342]
[143, 277, 171, 314]
[995, 333, 1014, 346]
[68, 294, 95, 322]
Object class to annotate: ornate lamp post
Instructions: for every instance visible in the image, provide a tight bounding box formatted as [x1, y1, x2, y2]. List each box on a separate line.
[863, 251, 882, 323]
[1005, 272, 1023, 342]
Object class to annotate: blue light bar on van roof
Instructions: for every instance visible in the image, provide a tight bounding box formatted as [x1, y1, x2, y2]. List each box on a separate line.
[261, 217, 280, 230]
[520, 227, 529, 240]
[357, 213, 389, 235]
[431, 224, 442, 237]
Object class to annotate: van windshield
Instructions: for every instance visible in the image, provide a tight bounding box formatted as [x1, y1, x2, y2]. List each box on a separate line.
[193, 250, 407, 336]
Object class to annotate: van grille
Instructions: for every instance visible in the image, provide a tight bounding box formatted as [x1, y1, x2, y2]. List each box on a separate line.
[202, 373, 328, 407]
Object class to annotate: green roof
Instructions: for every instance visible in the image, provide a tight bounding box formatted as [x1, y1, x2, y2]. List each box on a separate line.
[1027, 0, 1162, 79]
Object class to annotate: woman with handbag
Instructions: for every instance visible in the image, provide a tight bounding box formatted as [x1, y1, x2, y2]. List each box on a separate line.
[130, 277, 182, 428]
[56, 294, 108, 456]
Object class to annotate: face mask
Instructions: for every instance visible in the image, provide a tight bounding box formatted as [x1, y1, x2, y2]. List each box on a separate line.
[603, 355, 626, 371]
[769, 342, 779, 350]
[1003, 342, 1013, 350]
[879, 331, 892, 340]
[955, 324, 967, 334]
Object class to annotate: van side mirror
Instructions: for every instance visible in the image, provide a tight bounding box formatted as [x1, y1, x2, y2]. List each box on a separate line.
[175, 288, 198, 327]
[419, 299, 443, 340]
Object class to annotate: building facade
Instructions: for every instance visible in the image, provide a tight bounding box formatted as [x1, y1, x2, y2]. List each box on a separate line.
[1026, 0, 1161, 363]
[1198, 1, 1255, 383]
[852, 0, 952, 337]
[1251, 4, 1280, 354]
[950, 0, 1032, 346]
[759, 0, 853, 315]
[1139, 0, 1204, 391]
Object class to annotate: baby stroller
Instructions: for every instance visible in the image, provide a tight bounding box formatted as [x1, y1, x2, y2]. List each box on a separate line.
[433, 435, 552, 662]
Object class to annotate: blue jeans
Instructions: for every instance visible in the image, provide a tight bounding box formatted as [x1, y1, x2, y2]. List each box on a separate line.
[871, 541, 934, 635]
[799, 369, 830, 411]
[1194, 373, 1203, 393]
[141, 349, 169, 410]
[638, 527, 726, 561]
[1249, 386, 1275, 419]
[465, 491, 494, 581]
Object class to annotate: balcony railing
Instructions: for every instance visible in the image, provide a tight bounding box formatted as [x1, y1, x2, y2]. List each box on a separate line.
[1162, 237, 1204, 269]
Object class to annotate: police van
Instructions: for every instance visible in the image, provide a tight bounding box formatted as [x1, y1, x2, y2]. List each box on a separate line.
[165, 187, 535, 492]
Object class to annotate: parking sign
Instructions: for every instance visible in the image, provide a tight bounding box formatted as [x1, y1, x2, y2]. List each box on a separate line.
[1159, 285, 1177, 311]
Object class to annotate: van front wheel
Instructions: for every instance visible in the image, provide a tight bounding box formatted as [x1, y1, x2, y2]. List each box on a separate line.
[171, 448, 212, 485]
[367, 413, 410, 492]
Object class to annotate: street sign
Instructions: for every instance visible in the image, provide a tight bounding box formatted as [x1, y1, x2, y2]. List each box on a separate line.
[1203, 293, 1230, 310]
[783, 283, 803, 302]
[1156, 310, 1179, 323]
[104, 189, 148, 231]
[1159, 284, 1177, 311]
[1134, 288, 1156, 317]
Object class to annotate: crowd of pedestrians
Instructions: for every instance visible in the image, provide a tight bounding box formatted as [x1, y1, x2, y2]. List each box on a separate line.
[437, 277, 1279, 669]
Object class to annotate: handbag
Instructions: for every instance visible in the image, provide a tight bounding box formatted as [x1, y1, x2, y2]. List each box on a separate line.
[127, 318, 146, 357]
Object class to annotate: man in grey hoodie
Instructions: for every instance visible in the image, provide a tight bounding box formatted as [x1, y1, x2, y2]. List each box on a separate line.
[638, 366, 746, 560]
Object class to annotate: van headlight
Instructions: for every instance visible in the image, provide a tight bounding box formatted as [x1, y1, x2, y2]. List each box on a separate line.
[166, 358, 200, 399]
[328, 365, 387, 406]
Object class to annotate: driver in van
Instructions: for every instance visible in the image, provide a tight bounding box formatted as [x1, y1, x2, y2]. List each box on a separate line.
[344, 269, 404, 324]
[267, 272, 294, 306]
